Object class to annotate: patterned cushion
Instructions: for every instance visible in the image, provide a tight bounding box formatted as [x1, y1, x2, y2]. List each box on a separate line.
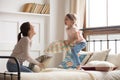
[44, 40, 71, 54]
[29, 55, 52, 72]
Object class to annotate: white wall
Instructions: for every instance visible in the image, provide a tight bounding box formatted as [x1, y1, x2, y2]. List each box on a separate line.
[46, 0, 71, 67]
[0, 14, 47, 71]
[0, 0, 71, 70]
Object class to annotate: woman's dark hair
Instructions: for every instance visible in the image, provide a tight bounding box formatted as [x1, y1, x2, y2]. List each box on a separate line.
[17, 22, 30, 42]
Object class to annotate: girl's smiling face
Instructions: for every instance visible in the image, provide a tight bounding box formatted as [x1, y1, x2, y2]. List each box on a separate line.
[64, 16, 74, 27]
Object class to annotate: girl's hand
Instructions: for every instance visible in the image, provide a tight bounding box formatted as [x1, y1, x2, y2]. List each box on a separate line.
[64, 40, 70, 45]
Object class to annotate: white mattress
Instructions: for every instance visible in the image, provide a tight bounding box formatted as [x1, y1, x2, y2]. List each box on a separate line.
[20, 68, 105, 80]
[103, 70, 120, 80]
[87, 71, 106, 80]
[1, 68, 120, 80]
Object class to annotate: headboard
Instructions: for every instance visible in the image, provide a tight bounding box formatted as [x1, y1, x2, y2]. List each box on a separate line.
[86, 39, 120, 54]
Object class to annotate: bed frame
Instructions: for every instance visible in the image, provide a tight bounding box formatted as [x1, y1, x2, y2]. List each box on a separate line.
[0, 56, 20, 80]
[0, 26, 119, 80]
[86, 39, 120, 53]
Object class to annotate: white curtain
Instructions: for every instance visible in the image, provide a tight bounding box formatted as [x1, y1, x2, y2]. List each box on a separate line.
[64, 0, 86, 40]
[63, 0, 86, 59]
[70, 0, 86, 28]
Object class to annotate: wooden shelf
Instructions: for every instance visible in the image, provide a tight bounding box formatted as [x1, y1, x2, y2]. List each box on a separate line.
[0, 11, 50, 17]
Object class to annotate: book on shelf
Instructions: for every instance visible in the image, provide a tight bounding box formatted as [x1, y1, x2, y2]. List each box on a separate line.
[33, 4, 40, 13]
[38, 4, 44, 13]
[45, 4, 50, 14]
[22, 3, 50, 14]
[40, 4, 50, 14]
[22, 3, 33, 12]
[30, 3, 36, 13]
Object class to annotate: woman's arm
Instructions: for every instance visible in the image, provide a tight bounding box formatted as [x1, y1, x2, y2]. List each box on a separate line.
[27, 56, 45, 69]
[26, 55, 40, 65]
[21, 37, 45, 67]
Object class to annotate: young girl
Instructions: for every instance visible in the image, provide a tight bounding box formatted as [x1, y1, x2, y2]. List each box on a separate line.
[64, 13, 86, 70]
[7, 22, 44, 72]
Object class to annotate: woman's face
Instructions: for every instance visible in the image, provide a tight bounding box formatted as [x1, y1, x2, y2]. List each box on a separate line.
[64, 16, 73, 27]
[28, 24, 36, 37]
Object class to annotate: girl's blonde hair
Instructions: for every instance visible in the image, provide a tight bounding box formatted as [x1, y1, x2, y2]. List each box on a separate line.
[66, 13, 77, 25]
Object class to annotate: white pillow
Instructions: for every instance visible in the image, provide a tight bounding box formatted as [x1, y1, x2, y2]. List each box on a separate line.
[85, 61, 116, 67]
[111, 53, 120, 70]
[85, 61, 117, 71]
[106, 54, 118, 66]
[106, 53, 120, 70]
[87, 49, 111, 63]
[116, 53, 120, 70]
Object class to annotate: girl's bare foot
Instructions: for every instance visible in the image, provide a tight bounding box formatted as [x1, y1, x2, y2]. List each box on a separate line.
[76, 65, 81, 70]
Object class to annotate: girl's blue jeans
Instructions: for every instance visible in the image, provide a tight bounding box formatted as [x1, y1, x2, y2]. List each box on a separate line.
[7, 61, 32, 72]
[71, 42, 86, 67]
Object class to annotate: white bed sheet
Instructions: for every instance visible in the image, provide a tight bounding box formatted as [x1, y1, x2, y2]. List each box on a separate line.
[87, 71, 106, 80]
[103, 70, 120, 80]
[20, 68, 104, 80]
[1, 68, 118, 80]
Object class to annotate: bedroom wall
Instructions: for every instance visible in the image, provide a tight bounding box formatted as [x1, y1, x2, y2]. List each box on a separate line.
[0, 0, 71, 70]
[0, 13, 46, 71]
[47, 0, 71, 67]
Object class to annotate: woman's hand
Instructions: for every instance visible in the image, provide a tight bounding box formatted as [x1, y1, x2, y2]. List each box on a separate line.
[38, 63, 45, 69]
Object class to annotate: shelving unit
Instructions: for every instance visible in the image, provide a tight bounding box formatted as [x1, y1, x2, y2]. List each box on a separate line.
[0, 0, 71, 68]
[0, 0, 51, 67]
[0, 0, 51, 17]
[0, 11, 50, 17]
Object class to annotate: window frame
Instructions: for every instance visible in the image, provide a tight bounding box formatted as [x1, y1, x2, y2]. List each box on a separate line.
[83, 0, 120, 38]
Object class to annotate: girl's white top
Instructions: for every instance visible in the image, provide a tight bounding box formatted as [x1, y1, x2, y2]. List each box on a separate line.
[66, 26, 86, 43]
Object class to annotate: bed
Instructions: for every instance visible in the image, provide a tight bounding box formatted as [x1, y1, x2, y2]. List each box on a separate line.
[0, 67, 108, 80]
[0, 27, 120, 80]
[0, 39, 120, 80]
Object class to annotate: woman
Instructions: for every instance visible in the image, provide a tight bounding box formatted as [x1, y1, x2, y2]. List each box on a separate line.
[7, 22, 44, 72]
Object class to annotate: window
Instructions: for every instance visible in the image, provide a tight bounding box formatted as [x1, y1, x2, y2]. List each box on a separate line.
[85, 0, 120, 54]
[86, 0, 120, 27]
